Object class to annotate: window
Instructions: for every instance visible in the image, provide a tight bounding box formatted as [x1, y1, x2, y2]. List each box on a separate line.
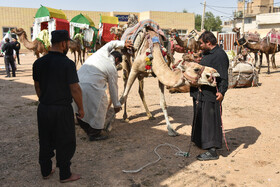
[2, 27, 17, 38]
[245, 18, 252, 24]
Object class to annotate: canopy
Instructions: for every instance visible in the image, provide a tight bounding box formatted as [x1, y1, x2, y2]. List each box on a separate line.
[98, 15, 119, 42]
[70, 13, 95, 28]
[35, 6, 67, 20]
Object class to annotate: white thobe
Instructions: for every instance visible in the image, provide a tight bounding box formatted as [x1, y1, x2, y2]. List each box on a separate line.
[73, 40, 124, 129]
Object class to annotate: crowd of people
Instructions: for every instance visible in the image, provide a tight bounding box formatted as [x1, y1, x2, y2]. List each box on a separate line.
[2, 29, 229, 183]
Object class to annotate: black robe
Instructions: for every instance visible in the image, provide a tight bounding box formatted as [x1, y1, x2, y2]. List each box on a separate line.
[190, 45, 229, 149]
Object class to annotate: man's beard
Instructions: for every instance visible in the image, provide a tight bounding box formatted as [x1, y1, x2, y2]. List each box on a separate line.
[63, 43, 69, 55]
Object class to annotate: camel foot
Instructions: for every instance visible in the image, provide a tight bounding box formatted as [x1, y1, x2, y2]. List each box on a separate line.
[121, 118, 130, 123]
[167, 127, 179, 137]
[148, 116, 156, 120]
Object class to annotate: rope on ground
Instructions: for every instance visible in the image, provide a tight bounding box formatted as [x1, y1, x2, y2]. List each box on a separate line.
[122, 143, 189, 173]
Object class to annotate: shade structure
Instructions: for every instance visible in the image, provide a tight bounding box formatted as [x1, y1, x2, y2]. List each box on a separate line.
[70, 13, 98, 48]
[32, 5, 69, 45]
[98, 15, 119, 42]
[35, 6, 67, 20]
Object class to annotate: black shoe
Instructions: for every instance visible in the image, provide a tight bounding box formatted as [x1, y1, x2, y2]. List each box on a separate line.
[89, 134, 108, 141]
[5, 75, 10, 78]
[197, 150, 219, 161]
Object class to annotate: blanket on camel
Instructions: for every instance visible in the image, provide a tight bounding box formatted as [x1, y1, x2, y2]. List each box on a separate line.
[267, 29, 280, 44]
[36, 29, 50, 50]
[121, 19, 166, 43]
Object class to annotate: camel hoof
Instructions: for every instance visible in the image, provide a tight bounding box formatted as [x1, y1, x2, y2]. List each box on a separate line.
[168, 129, 179, 137]
[148, 116, 156, 120]
[121, 118, 130, 123]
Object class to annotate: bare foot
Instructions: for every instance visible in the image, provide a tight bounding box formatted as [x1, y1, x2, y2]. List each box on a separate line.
[60, 173, 81, 183]
[43, 169, 55, 179]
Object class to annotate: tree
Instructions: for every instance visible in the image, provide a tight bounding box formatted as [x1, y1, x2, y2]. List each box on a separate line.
[195, 11, 222, 32]
[195, 14, 202, 31]
[183, 9, 188, 13]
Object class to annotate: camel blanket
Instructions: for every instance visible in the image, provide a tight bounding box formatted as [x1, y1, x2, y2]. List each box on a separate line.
[121, 19, 166, 43]
[267, 29, 280, 44]
[246, 32, 260, 42]
[36, 30, 50, 50]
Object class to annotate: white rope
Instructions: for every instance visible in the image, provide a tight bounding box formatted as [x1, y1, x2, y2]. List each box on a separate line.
[122, 143, 189, 173]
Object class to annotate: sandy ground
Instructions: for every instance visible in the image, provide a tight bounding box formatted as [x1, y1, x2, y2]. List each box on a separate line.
[0, 50, 280, 187]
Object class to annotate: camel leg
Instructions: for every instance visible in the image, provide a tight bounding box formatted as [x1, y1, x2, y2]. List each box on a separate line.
[158, 81, 179, 137]
[138, 77, 155, 120]
[73, 52, 77, 66]
[271, 53, 277, 69]
[254, 52, 259, 68]
[120, 70, 138, 121]
[258, 53, 263, 74]
[266, 53, 270, 74]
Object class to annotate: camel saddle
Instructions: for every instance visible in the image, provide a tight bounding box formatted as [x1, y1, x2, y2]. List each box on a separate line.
[246, 32, 260, 42]
[228, 58, 258, 88]
[267, 29, 280, 44]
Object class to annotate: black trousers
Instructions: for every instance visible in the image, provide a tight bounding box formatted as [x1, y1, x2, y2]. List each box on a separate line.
[4, 55, 16, 77]
[37, 103, 76, 180]
[191, 98, 223, 149]
[77, 118, 101, 136]
[15, 50, 20, 64]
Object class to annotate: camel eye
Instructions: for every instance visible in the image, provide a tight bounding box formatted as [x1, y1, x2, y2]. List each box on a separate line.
[206, 75, 210, 79]
[194, 68, 200, 72]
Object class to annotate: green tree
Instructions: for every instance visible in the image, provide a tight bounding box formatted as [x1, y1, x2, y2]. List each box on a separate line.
[195, 14, 202, 31]
[204, 12, 222, 32]
[195, 12, 222, 32]
[183, 9, 188, 13]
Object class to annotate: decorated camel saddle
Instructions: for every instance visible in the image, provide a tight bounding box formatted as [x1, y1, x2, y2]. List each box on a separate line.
[228, 53, 258, 88]
[267, 29, 280, 44]
[245, 32, 260, 42]
[121, 19, 171, 73]
[36, 29, 50, 50]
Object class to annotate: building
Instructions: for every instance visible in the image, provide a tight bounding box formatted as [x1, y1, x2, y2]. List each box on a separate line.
[0, 6, 194, 49]
[222, 0, 280, 36]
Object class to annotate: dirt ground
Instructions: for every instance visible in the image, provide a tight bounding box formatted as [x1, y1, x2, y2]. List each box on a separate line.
[0, 50, 280, 187]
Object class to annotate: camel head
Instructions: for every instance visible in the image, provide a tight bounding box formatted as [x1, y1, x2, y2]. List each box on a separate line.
[232, 27, 241, 33]
[127, 14, 138, 27]
[110, 26, 125, 40]
[11, 28, 25, 35]
[178, 61, 220, 87]
[182, 51, 202, 63]
[234, 36, 246, 46]
[168, 28, 178, 35]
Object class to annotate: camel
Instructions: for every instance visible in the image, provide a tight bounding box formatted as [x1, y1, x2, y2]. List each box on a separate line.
[169, 28, 200, 53]
[234, 35, 278, 74]
[11, 28, 48, 58]
[119, 27, 220, 136]
[232, 27, 259, 64]
[69, 38, 85, 66]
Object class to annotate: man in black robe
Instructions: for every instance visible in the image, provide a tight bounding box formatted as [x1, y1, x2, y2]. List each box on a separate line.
[190, 31, 229, 161]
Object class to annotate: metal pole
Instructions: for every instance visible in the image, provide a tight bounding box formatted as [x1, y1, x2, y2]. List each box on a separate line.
[201, 0, 206, 31]
[242, 0, 245, 34]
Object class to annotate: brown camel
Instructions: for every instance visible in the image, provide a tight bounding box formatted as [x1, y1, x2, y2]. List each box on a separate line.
[235, 34, 278, 74]
[11, 28, 48, 58]
[119, 28, 220, 136]
[69, 38, 85, 66]
[169, 28, 200, 53]
[232, 27, 259, 64]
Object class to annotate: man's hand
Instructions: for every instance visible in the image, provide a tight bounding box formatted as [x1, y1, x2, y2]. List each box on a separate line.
[125, 40, 133, 49]
[114, 106, 122, 114]
[76, 109, 85, 119]
[216, 92, 224, 102]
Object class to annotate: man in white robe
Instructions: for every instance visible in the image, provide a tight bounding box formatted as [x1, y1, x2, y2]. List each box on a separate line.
[73, 40, 132, 141]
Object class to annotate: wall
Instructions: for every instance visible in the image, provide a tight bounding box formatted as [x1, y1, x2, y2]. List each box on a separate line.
[0, 7, 194, 49]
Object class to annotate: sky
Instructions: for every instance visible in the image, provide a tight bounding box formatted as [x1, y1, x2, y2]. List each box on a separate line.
[0, 0, 238, 20]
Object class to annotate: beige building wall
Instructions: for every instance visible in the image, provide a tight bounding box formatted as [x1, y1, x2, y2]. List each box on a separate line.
[0, 7, 194, 49]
